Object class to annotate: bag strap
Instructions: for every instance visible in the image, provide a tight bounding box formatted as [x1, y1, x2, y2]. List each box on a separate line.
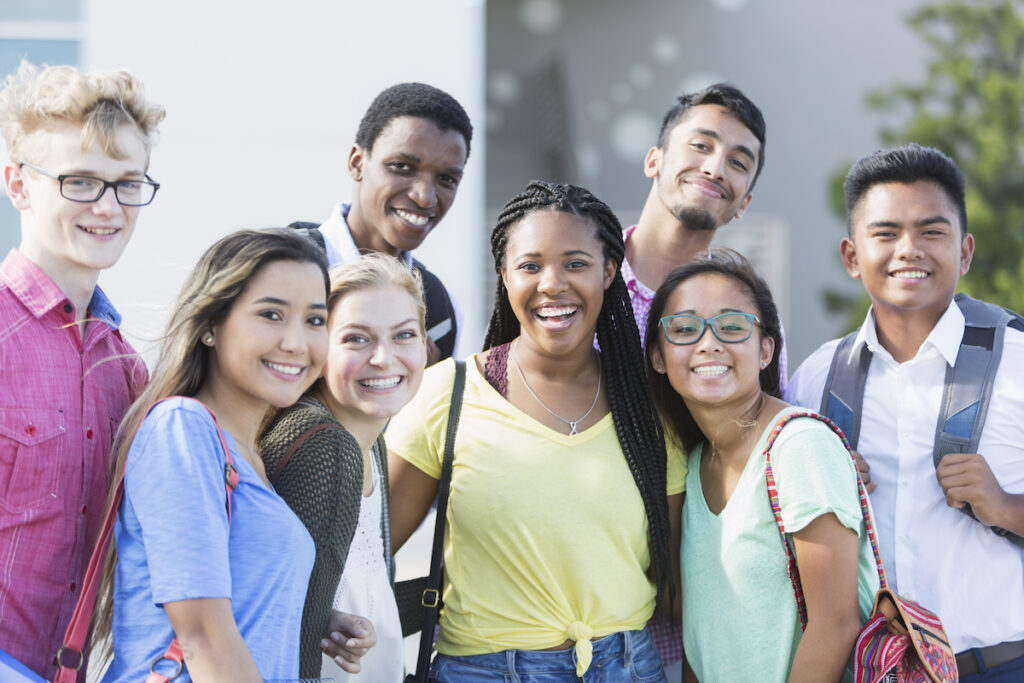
[54, 398, 239, 683]
[289, 220, 327, 252]
[936, 294, 1024, 546]
[270, 422, 341, 483]
[409, 360, 466, 683]
[763, 410, 888, 630]
[820, 294, 1024, 546]
[818, 331, 870, 451]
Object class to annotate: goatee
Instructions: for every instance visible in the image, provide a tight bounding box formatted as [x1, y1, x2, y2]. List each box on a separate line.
[675, 206, 716, 232]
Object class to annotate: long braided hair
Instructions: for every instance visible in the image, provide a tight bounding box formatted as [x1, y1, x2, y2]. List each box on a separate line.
[485, 179, 674, 608]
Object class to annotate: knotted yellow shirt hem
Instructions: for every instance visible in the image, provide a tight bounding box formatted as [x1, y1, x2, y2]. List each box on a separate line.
[568, 621, 594, 676]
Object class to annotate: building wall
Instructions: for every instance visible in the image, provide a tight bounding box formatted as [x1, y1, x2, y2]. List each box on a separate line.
[80, 0, 487, 359]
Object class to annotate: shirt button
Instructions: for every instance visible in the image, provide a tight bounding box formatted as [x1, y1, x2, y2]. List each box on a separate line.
[63, 303, 73, 314]
[25, 424, 35, 435]
[69, 582, 75, 592]
[81, 505, 88, 515]
[86, 429, 93, 439]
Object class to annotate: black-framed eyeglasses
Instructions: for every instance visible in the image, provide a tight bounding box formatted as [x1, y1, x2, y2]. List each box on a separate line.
[659, 312, 761, 345]
[19, 162, 160, 206]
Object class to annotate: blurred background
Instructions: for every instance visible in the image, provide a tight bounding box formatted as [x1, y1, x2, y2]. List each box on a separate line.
[2, 0, 1022, 674]
[5, 0, 1023, 369]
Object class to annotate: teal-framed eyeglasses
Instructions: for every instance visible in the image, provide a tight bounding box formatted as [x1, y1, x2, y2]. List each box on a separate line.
[658, 312, 761, 345]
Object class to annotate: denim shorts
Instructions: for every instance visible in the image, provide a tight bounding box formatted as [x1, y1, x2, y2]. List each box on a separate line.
[429, 628, 666, 682]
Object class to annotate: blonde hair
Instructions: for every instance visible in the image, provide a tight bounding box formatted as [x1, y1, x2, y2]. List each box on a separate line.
[91, 229, 328, 658]
[328, 252, 426, 331]
[0, 60, 165, 164]
[304, 253, 426, 404]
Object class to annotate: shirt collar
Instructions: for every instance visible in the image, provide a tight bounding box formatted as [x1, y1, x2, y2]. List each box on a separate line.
[0, 249, 121, 329]
[620, 225, 654, 301]
[322, 202, 414, 269]
[854, 299, 963, 367]
[87, 284, 122, 329]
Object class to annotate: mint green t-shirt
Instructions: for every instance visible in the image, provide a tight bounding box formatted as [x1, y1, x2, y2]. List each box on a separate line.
[681, 409, 880, 683]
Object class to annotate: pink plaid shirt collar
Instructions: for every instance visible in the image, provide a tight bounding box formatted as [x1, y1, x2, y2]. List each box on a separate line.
[0, 248, 123, 329]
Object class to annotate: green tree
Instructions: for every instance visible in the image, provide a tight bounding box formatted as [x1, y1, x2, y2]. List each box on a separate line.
[826, 0, 1024, 330]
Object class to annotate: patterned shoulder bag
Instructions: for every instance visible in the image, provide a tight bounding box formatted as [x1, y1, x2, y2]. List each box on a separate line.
[764, 411, 958, 683]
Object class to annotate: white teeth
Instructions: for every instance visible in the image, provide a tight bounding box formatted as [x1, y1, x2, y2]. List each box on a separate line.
[361, 376, 401, 388]
[265, 361, 303, 376]
[537, 306, 577, 318]
[395, 209, 429, 227]
[693, 365, 728, 376]
[82, 227, 118, 235]
[891, 270, 928, 280]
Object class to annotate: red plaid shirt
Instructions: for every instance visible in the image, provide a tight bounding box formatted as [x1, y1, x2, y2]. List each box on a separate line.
[0, 249, 147, 681]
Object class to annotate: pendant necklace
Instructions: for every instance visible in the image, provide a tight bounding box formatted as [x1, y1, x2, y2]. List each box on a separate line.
[511, 339, 602, 436]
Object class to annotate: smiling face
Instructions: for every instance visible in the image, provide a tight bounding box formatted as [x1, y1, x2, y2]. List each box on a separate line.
[346, 115, 468, 256]
[650, 272, 773, 410]
[645, 104, 759, 232]
[204, 259, 329, 414]
[841, 180, 973, 326]
[320, 284, 427, 433]
[501, 209, 616, 358]
[6, 122, 148, 286]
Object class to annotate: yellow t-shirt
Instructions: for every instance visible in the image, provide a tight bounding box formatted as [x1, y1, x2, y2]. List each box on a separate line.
[387, 356, 686, 668]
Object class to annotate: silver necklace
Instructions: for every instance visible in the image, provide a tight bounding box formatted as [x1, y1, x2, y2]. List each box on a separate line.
[511, 339, 602, 436]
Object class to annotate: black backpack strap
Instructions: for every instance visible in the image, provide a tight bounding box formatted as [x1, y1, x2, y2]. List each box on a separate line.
[940, 294, 1024, 546]
[289, 220, 326, 252]
[412, 258, 458, 360]
[819, 331, 871, 450]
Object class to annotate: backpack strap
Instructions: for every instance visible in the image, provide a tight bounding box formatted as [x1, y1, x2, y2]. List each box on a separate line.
[819, 331, 871, 450]
[289, 220, 327, 252]
[939, 294, 1024, 546]
[412, 258, 458, 361]
[819, 295, 1024, 546]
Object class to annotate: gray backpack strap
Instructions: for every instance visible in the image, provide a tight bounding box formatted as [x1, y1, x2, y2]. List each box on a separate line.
[939, 293, 1023, 546]
[819, 332, 872, 450]
[288, 220, 327, 252]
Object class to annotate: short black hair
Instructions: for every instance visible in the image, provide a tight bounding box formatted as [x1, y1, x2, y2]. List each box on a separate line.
[354, 82, 473, 160]
[657, 83, 767, 189]
[843, 143, 967, 237]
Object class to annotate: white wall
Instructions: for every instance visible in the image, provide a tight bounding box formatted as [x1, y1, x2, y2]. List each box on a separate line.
[81, 0, 487, 360]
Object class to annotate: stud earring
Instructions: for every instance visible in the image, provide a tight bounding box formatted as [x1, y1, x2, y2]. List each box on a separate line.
[203, 333, 214, 346]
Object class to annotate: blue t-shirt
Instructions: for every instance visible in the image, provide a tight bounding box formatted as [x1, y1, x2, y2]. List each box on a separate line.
[102, 398, 315, 682]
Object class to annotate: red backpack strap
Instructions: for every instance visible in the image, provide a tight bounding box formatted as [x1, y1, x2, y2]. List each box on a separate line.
[55, 398, 237, 683]
[763, 410, 888, 631]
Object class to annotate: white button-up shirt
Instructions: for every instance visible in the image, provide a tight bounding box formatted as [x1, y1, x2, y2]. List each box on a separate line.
[317, 202, 462, 353]
[786, 301, 1024, 652]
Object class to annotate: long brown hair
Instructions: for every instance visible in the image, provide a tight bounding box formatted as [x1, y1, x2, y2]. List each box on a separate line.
[91, 228, 328, 656]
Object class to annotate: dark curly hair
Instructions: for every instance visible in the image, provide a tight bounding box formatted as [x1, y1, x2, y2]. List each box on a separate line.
[644, 248, 782, 453]
[355, 82, 473, 159]
[485, 179, 674, 608]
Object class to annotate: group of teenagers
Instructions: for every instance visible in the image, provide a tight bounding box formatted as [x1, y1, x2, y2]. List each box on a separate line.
[0, 56, 1021, 683]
